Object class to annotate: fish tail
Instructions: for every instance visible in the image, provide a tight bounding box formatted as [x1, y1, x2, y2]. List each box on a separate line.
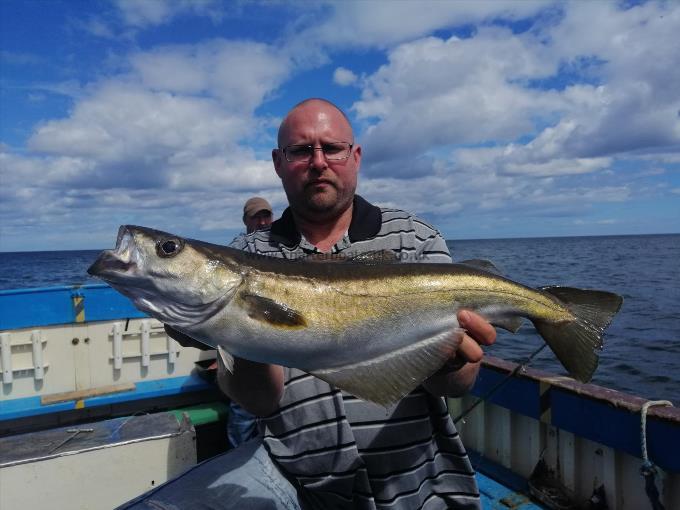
[533, 287, 623, 382]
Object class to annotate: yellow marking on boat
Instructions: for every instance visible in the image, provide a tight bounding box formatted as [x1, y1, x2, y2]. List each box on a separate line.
[73, 295, 85, 323]
[539, 380, 552, 424]
[75, 399, 85, 409]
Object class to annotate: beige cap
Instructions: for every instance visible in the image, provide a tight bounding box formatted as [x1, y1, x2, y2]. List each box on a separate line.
[243, 197, 273, 219]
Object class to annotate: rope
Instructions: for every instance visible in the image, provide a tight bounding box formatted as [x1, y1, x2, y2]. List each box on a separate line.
[453, 343, 547, 424]
[639, 400, 673, 510]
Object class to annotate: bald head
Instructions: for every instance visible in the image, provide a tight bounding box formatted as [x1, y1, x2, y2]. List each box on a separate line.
[277, 98, 353, 148]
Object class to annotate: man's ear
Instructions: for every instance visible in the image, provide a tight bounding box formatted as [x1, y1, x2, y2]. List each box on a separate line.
[353, 144, 362, 171]
[272, 148, 283, 178]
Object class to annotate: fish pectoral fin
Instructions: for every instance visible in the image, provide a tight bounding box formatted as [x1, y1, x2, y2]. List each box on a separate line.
[217, 345, 234, 373]
[310, 328, 465, 406]
[240, 293, 307, 328]
[491, 316, 524, 333]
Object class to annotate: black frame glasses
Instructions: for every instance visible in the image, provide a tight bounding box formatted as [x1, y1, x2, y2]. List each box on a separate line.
[281, 142, 353, 163]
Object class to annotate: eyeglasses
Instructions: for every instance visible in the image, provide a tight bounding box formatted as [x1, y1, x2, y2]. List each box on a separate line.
[281, 142, 353, 163]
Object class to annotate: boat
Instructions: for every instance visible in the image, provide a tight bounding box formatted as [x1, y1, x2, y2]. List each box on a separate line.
[1, 284, 678, 509]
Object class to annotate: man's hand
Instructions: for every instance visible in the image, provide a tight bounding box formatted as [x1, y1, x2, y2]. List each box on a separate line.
[456, 310, 496, 363]
[423, 310, 496, 397]
[164, 325, 284, 416]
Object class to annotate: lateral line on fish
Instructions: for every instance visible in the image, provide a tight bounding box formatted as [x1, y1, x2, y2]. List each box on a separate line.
[328, 286, 567, 311]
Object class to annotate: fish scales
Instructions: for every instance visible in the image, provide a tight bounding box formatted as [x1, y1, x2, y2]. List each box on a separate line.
[247, 265, 571, 330]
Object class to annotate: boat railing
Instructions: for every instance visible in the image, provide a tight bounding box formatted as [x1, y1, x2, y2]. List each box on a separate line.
[0, 284, 219, 431]
[452, 355, 679, 509]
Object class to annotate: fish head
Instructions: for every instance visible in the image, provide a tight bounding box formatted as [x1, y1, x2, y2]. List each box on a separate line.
[88, 225, 242, 329]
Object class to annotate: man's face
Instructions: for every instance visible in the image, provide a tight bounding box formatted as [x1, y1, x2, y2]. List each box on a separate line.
[244, 209, 273, 233]
[273, 101, 361, 223]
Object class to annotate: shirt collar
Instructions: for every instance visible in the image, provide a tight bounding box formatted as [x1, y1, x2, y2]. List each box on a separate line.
[270, 195, 382, 248]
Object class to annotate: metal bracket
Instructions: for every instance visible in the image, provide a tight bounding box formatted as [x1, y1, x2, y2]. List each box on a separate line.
[31, 330, 45, 380]
[1, 332, 12, 384]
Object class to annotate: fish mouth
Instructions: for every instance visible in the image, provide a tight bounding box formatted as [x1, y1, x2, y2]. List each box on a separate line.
[87, 225, 137, 279]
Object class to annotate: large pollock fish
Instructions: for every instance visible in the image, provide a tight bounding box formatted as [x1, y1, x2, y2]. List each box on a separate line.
[88, 225, 623, 405]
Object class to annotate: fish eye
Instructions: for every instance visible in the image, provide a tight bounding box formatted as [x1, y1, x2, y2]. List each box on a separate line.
[156, 237, 183, 258]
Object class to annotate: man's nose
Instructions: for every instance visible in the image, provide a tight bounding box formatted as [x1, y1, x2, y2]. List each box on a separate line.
[310, 147, 328, 169]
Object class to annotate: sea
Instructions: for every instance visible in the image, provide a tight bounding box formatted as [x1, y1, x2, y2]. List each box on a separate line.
[0, 234, 678, 404]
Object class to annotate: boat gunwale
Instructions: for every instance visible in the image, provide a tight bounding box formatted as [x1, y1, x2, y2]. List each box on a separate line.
[480, 355, 679, 423]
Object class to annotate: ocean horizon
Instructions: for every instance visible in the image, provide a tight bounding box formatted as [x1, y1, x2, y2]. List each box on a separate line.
[1, 231, 678, 254]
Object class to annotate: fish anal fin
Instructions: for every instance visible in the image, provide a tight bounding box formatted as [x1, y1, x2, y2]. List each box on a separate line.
[240, 293, 307, 328]
[311, 328, 464, 406]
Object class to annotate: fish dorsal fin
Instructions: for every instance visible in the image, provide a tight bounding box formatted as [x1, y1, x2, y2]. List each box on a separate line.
[310, 327, 464, 406]
[239, 293, 307, 328]
[458, 258, 502, 274]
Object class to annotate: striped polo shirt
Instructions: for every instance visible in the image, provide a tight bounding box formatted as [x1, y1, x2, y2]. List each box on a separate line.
[230, 195, 480, 510]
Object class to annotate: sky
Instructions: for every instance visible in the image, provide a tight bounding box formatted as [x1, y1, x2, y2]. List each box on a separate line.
[1, 0, 679, 252]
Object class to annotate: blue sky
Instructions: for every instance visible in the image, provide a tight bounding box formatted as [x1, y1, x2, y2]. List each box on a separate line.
[1, 0, 679, 251]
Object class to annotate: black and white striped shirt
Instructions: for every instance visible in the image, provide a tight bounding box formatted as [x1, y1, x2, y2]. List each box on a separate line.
[230, 195, 480, 510]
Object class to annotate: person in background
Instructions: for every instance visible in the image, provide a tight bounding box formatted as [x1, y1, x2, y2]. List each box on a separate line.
[122, 99, 496, 510]
[242, 197, 274, 234]
[222, 197, 274, 447]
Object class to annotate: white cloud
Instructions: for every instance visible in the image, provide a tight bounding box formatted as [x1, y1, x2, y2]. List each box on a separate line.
[71, 16, 117, 39]
[504, 158, 611, 176]
[21, 85, 279, 193]
[573, 218, 620, 226]
[351, 2, 680, 180]
[115, 0, 224, 28]
[333, 67, 358, 86]
[1, 35, 292, 251]
[354, 29, 561, 166]
[129, 40, 291, 112]
[22, 38, 293, 194]
[540, 3, 680, 158]
[298, 1, 550, 49]
[0, 143, 284, 251]
[28, 82, 248, 162]
[357, 155, 629, 234]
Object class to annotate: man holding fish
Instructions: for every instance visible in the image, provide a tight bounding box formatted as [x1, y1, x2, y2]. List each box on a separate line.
[222, 98, 496, 508]
[101, 97, 622, 509]
[116, 98, 496, 509]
